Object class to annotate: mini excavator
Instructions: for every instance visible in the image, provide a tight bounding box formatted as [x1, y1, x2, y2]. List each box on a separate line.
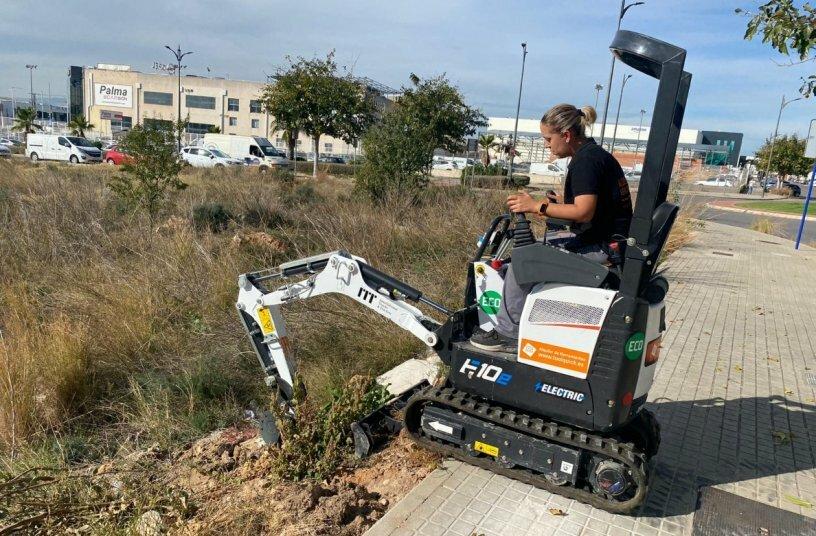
[236, 30, 691, 513]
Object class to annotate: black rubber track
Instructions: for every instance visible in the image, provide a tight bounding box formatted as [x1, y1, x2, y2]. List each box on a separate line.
[404, 385, 657, 515]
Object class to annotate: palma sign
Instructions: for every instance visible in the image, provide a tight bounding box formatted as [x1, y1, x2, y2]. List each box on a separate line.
[94, 83, 132, 108]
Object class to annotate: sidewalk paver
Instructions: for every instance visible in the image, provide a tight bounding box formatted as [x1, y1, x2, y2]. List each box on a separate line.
[367, 222, 816, 536]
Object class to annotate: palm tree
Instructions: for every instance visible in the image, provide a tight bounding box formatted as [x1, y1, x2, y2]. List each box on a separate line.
[478, 134, 497, 166]
[68, 115, 95, 137]
[11, 107, 42, 142]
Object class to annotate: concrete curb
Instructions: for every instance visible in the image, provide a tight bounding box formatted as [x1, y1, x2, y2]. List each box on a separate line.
[705, 202, 816, 222]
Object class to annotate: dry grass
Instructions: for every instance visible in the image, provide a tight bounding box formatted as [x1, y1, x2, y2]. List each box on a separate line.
[0, 159, 502, 458]
[0, 158, 697, 461]
[751, 217, 777, 235]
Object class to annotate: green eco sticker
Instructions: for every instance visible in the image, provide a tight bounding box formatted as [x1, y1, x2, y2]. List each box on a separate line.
[625, 332, 646, 361]
[479, 290, 502, 315]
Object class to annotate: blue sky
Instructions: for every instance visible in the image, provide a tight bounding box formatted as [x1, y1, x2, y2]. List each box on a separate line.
[3, 0, 815, 152]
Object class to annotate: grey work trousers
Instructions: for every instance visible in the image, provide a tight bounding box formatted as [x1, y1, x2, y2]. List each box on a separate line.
[494, 237, 608, 338]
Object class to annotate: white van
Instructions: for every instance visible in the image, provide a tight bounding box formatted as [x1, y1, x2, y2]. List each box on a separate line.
[530, 158, 569, 179]
[26, 134, 103, 164]
[201, 134, 288, 172]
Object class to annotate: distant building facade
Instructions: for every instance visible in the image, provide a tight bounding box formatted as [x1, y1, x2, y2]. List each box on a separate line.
[68, 64, 398, 155]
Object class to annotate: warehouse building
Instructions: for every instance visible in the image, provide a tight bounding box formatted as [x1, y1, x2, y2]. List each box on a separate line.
[487, 117, 743, 167]
[68, 64, 398, 156]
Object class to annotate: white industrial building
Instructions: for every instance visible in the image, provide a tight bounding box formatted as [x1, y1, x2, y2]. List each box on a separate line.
[487, 117, 743, 167]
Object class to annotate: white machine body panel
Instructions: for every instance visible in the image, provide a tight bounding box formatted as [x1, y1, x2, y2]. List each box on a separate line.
[633, 302, 665, 399]
[472, 261, 505, 332]
[517, 284, 617, 380]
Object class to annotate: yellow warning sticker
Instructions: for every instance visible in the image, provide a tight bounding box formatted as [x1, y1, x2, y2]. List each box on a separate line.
[257, 307, 276, 336]
[474, 441, 499, 457]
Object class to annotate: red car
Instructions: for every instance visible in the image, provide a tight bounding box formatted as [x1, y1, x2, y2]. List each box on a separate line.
[102, 145, 132, 165]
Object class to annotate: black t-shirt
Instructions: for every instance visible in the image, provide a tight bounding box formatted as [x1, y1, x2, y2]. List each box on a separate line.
[563, 138, 633, 245]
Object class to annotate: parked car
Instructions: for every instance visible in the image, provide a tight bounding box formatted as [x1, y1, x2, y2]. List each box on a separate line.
[26, 134, 102, 164]
[180, 146, 243, 168]
[625, 170, 641, 182]
[433, 160, 459, 171]
[530, 161, 567, 178]
[0, 137, 21, 147]
[318, 155, 345, 164]
[694, 176, 733, 188]
[0, 144, 11, 158]
[102, 145, 132, 165]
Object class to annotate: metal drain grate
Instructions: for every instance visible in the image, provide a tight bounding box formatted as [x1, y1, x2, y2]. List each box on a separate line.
[757, 239, 782, 245]
[712, 251, 735, 257]
[693, 487, 816, 536]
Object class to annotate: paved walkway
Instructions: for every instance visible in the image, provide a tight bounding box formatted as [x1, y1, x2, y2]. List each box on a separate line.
[367, 222, 816, 536]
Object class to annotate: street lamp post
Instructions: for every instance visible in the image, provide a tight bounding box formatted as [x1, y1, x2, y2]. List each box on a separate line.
[762, 94, 802, 197]
[25, 64, 37, 111]
[593, 84, 603, 136]
[610, 74, 632, 154]
[508, 42, 528, 186]
[165, 45, 193, 152]
[599, 1, 644, 148]
[634, 108, 646, 163]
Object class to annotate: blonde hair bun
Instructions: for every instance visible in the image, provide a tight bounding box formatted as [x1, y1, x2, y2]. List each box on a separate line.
[580, 106, 597, 129]
[541, 103, 597, 137]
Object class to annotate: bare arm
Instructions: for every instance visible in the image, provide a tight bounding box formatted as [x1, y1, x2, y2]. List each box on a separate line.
[506, 191, 597, 223]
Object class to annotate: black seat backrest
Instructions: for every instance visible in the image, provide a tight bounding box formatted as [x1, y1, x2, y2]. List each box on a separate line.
[647, 202, 679, 273]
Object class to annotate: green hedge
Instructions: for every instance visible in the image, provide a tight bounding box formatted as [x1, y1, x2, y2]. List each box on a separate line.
[306, 162, 359, 176]
[461, 175, 530, 189]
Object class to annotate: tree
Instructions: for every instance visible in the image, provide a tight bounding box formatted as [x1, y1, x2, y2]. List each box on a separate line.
[397, 75, 487, 154]
[108, 123, 186, 225]
[68, 115, 94, 137]
[356, 109, 437, 199]
[207, 125, 221, 134]
[739, 1, 816, 96]
[754, 134, 813, 179]
[478, 134, 497, 165]
[11, 107, 42, 142]
[260, 52, 377, 177]
[356, 74, 487, 200]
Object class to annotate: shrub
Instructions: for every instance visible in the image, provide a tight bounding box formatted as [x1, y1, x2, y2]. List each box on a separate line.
[268, 166, 295, 183]
[771, 186, 793, 197]
[192, 202, 232, 232]
[460, 162, 505, 179]
[108, 124, 186, 223]
[356, 75, 486, 200]
[280, 183, 322, 207]
[316, 162, 356, 176]
[356, 110, 434, 200]
[463, 174, 530, 189]
[271, 375, 390, 481]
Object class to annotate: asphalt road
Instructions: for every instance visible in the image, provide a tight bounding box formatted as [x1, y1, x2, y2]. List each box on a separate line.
[681, 194, 816, 245]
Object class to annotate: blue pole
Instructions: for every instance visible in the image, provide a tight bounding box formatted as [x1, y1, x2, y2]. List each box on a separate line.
[795, 162, 816, 250]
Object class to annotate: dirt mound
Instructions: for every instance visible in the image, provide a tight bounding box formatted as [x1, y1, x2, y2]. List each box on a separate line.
[85, 424, 438, 535]
[179, 475, 387, 536]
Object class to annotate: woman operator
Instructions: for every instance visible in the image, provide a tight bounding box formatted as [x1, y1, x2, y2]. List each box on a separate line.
[470, 103, 633, 352]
